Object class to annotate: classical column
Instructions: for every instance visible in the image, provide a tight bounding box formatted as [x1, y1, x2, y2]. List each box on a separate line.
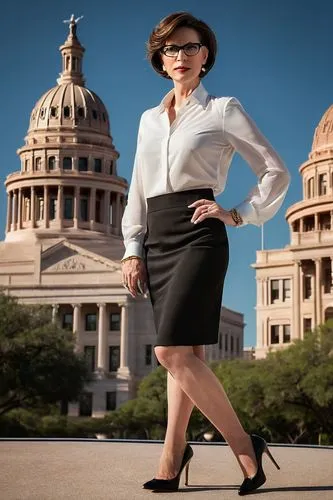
[89, 187, 96, 230]
[104, 190, 110, 226]
[72, 303, 82, 352]
[44, 185, 49, 228]
[299, 218, 304, 233]
[97, 303, 107, 372]
[17, 188, 22, 230]
[314, 258, 322, 326]
[57, 185, 63, 229]
[116, 192, 121, 235]
[292, 261, 301, 339]
[314, 213, 319, 231]
[6, 191, 12, 232]
[12, 190, 17, 230]
[74, 186, 80, 229]
[117, 301, 130, 377]
[52, 304, 59, 323]
[263, 278, 268, 306]
[31, 186, 36, 228]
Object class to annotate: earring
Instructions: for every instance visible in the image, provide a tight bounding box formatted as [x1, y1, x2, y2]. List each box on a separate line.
[162, 65, 166, 71]
[201, 66, 206, 72]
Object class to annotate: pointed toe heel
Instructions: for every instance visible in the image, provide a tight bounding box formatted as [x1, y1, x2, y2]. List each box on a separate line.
[238, 434, 280, 496]
[142, 443, 193, 491]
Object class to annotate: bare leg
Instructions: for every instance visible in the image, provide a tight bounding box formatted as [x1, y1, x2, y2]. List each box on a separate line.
[155, 345, 205, 479]
[155, 346, 257, 479]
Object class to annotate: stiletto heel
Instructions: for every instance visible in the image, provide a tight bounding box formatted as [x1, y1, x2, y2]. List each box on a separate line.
[184, 460, 191, 486]
[143, 443, 193, 491]
[265, 445, 280, 470]
[238, 434, 280, 496]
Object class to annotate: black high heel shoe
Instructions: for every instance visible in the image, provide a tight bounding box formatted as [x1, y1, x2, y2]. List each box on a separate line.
[238, 434, 280, 496]
[142, 443, 193, 491]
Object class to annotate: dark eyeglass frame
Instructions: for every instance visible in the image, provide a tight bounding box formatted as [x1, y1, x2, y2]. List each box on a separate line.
[160, 42, 204, 57]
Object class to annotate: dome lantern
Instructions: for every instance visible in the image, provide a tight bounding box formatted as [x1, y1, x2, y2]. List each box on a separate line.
[57, 14, 85, 86]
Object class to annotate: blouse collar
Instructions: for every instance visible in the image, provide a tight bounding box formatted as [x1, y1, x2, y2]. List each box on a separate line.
[157, 81, 209, 113]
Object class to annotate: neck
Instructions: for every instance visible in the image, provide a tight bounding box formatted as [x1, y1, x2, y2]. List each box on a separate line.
[172, 79, 201, 110]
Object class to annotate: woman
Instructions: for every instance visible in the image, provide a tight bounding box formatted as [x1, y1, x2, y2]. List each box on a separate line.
[121, 11, 290, 495]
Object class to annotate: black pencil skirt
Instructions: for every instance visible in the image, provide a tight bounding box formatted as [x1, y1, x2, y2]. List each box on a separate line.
[143, 188, 229, 347]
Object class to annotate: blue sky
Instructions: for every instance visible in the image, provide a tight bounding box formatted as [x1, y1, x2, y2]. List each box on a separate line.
[0, 0, 332, 347]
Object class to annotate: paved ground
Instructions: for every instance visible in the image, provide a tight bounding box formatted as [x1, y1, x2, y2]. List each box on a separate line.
[1, 440, 333, 500]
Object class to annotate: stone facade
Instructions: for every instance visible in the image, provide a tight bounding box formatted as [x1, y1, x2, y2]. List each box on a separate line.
[1, 16, 245, 417]
[254, 101, 333, 359]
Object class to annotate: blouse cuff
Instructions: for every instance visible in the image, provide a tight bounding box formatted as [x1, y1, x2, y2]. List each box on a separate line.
[233, 200, 258, 227]
[122, 240, 144, 260]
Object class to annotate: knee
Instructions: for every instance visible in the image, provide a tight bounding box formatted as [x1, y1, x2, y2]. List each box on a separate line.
[154, 346, 191, 371]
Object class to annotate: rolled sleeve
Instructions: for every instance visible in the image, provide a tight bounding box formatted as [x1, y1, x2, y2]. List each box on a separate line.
[223, 97, 291, 226]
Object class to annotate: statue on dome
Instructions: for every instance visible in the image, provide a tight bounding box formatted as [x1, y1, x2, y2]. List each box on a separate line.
[63, 14, 84, 37]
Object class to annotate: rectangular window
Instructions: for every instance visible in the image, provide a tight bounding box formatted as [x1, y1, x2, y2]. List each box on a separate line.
[304, 275, 312, 299]
[63, 157, 72, 170]
[224, 333, 228, 352]
[49, 197, 57, 220]
[64, 197, 74, 219]
[85, 313, 97, 331]
[283, 279, 291, 301]
[230, 336, 234, 353]
[84, 346, 96, 372]
[109, 312, 120, 331]
[303, 317, 312, 333]
[80, 198, 89, 221]
[145, 344, 152, 366]
[324, 266, 332, 293]
[94, 158, 102, 173]
[270, 325, 279, 344]
[218, 333, 223, 350]
[109, 346, 120, 372]
[62, 312, 73, 330]
[270, 279, 279, 303]
[79, 391, 93, 417]
[106, 391, 117, 411]
[78, 157, 88, 171]
[236, 337, 240, 355]
[283, 324, 291, 343]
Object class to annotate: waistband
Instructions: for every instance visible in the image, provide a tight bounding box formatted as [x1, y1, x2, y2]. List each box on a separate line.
[146, 188, 215, 212]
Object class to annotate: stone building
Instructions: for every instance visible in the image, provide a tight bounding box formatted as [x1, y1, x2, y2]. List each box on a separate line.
[1, 16, 244, 417]
[254, 102, 333, 359]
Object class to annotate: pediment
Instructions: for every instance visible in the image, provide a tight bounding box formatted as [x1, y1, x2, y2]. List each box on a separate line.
[41, 242, 120, 273]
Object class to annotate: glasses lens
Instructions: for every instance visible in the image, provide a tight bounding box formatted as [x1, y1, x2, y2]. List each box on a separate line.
[184, 43, 200, 56]
[163, 46, 179, 57]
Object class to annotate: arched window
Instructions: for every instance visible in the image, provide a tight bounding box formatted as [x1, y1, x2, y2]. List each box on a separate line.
[35, 157, 42, 171]
[48, 156, 56, 170]
[307, 177, 314, 198]
[64, 106, 71, 118]
[319, 173, 327, 195]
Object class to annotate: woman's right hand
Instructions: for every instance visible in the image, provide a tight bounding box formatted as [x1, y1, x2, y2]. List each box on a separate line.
[121, 257, 148, 298]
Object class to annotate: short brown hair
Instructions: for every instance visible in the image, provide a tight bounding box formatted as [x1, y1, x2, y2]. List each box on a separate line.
[146, 12, 217, 79]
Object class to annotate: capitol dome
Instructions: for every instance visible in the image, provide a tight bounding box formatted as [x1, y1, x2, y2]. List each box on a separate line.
[311, 104, 333, 155]
[29, 84, 110, 136]
[4, 15, 126, 244]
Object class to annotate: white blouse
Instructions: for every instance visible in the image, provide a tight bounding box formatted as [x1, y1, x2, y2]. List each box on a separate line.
[121, 81, 290, 259]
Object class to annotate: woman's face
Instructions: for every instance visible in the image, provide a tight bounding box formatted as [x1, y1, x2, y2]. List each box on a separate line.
[161, 26, 208, 84]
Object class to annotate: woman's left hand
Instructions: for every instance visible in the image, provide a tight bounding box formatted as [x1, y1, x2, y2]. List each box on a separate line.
[188, 199, 237, 226]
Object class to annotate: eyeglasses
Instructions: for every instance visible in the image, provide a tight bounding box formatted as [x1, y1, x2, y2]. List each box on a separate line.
[161, 43, 203, 57]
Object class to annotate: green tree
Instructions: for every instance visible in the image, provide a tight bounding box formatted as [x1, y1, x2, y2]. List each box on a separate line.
[0, 292, 91, 417]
